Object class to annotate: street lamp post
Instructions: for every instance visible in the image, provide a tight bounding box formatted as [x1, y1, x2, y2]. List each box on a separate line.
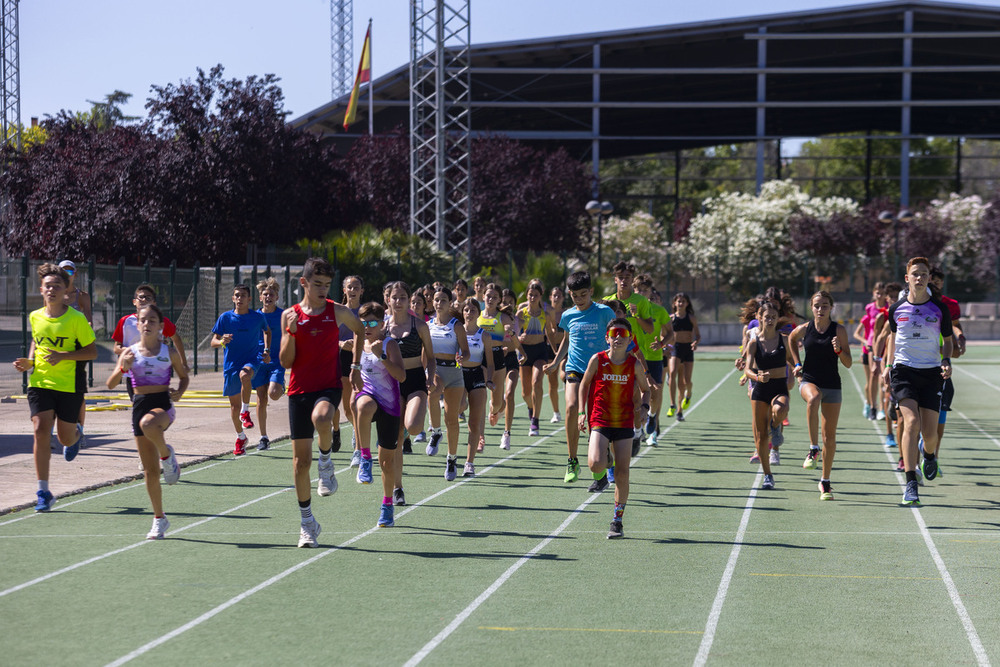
[586, 200, 614, 275]
[878, 208, 914, 276]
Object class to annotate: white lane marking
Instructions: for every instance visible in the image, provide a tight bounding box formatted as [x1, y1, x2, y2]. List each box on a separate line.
[954, 365, 1000, 393]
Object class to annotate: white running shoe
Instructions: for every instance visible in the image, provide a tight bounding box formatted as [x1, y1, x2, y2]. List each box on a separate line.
[146, 516, 170, 540]
[413, 431, 427, 443]
[550, 412, 561, 423]
[769, 448, 781, 465]
[646, 432, 658, 446]
[529, 425, 540, 436]
[298, 517, 321, 548]
[161, 445, 181, 485]
[349, 450, 362, 468]
[500, 431, 511, 450]
[317, 460, 337, 496]
[463, 460, 476, 477]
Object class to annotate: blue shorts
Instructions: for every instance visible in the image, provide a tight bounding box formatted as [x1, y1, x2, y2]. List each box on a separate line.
[645, 359, 664, 384]
[252, 362, 286, 390]
[223, 362, 260, 396]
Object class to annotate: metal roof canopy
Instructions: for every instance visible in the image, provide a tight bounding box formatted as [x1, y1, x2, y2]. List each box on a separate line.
[292, 0, 1000, 204]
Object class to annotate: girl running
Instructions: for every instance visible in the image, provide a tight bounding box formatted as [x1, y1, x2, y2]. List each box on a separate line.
[429, 287, 470, 481]
[742, 301, 794, 491]
[547, 286, 566, 423]
[383, 281, 435, 505]
[353, 302, 406, 528]
[789, 291, 852, 500]
[517, 283, 553, 435]
[668, 292, 700, 422]
[460, 299, 496, 474]
[106, 304, 188, 539]
[336, 275, 362, 461]
[478, 284, 522, 450]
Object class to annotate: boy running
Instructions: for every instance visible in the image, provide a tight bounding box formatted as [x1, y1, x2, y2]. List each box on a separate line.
[211, 284, 271, 456]
[12, 264, 98, 512]
[251, 278, 285, 451]
[280, 258, 364, 547]
[543, 271, 615, 484]
[578, 318, 650, 538]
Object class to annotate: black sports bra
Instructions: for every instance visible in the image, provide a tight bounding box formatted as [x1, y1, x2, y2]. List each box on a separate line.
[392, 315, 423, 359]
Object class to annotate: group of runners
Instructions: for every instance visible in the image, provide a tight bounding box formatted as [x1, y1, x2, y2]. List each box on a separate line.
[14, 253, 959, 545]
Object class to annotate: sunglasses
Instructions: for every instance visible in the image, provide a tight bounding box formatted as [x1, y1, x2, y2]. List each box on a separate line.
[607, 327, 631, 339]
[362, 320, 381, 328]
[64, 269, 75, 276]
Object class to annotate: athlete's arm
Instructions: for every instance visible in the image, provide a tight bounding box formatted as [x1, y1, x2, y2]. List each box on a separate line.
[836, 324, 853, 369]
[43, 341, 97, 366]
[788, 324, 806, 376]
[577, 354, 600, 432]
[169, 346, 190, 401]
[383, 339, 407, 383]
[278, 307, 297, 369]
[690, 316, 701, 351]
[543, 335, 568, 375]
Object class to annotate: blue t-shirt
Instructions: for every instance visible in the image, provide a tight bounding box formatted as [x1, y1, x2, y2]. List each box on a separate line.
[258, 308, 283, 361]
[559, 302, 615, 374]
[212, 310, 269, 371]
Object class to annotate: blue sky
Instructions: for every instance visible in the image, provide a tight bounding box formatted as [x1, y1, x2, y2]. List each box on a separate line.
[20, 0, 1000, 124]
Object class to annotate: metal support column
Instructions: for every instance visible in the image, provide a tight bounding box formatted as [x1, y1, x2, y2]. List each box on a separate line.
[754, 26, 767, 194]
[330, 0, 353, 98]
[409, 0, 472, 266]
[591, 43, 601, 199]
[1, 0, 20, 156]
[900, 10, 913, 207]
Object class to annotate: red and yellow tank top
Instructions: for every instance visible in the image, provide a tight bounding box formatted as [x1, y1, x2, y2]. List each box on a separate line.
[288, 300, 341, 395]
[587, 351, 637, 429]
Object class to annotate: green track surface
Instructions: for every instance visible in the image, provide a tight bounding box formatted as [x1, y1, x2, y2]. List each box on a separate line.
[2, 348, 998, 666]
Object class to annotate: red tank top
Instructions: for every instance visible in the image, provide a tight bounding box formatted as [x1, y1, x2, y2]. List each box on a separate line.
[587, 351, 637, 429]
[288, 300, 342, 395]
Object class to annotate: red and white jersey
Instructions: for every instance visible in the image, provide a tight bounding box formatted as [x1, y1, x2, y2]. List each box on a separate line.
[587, 351, 637, 430]
[112, 313, 177, 348]
[288, 300, 342, 395]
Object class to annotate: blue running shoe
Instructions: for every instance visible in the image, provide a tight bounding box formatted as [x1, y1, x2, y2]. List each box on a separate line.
[607, 465, 615, 484]
[902, 480, 921, 506]
[377, 503, 394, 527]
[35, 490, 55, 512]
[769, 423, 784, 449]
[644, 414, 656, 435]
[357, 457, 373, 484]
[64, 425, 83, 462]
[884, 433, 897, 448]
[761, 474, 775, 490]
[921, 457, 939, 481]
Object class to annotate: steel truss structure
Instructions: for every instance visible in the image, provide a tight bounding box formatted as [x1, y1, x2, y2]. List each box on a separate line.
[1, 0, 19, 155]
[409, 0, 471, 261]
[330, 0, 353, 98]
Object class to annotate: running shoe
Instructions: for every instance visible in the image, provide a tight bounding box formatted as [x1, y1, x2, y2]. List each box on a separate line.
[162, 445, 181, 485]
[749, 452, 761, 464]
[234, 437, 247, 456]
[588, 474, 609, 493]
[921, 457, 939, 481]
[414, 431, 427, 443]
[317, 459, 337, 496]
[901, 480, 921, 506]
[918, 434, 924, 453]
[402, 437, 413, 454]
[782, 417, 790, 427]
[550, 412, 561, 423]
[681, 396, 692, 410]
[676, 410, 685, 422]
[876, 409, 886, 420]
[769, 423, 784, 448]
[761, 473, 775, 490]
[357, 457, 373, 484]
[257, 436, 270, 451]
[868, 410, 877, 421]
[644, 414, 657, 435]
[393, 488, 406, 506]
[863, 403, 871, 419]
[818, 480, 834, 501]
[500, 431, 511, 451]
[458, 411, 466, 423]
[428, 429, 443, 455]
[349, 450, 362, 468]
[666, 405, 676, 418]
[240, 410, 254, 429]
[298, 517, 321, 547]
[477, 435, 485, 453]
[895, 457, 905, 472]
[34, 490, 55, 512]
[884, 433, 897, 448]
[463, 461, 476, 477]
[646, 432, 658, 446]
[607, 520, 624, 539]
[802, 448, 819, 469]
[146, 516, 170, 540]
[529, 424, 540, 436]
[914, 466, 924, 486]
[564, 458, 580, 483]
[64, 425, 84, 461]
[445, 457, 458, 481]
[607, 465, 615, 484]
[769, 447, 781, 466]
[332, 429, 342, 453]
[377, 503, 394, 527]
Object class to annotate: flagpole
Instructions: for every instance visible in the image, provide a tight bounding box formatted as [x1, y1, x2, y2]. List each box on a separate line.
[367, 19, 374, 135]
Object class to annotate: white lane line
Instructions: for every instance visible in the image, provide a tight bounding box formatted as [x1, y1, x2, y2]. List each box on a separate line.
[105, 431, 558, 666]
[405, 369, 737, 666]
[846, 367, 990, 666]
[954, 365, 1000, 393]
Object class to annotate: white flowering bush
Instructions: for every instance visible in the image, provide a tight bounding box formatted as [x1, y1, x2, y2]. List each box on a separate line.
[673, 180, 858, 292]
[590, 210, 671, 275]
[925, 194, 991, 284]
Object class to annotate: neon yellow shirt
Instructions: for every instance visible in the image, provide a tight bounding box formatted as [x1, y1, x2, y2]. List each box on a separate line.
[635, 302, 671, 361]
[602, 292, 652, 338]
[28, 307, 96, 392]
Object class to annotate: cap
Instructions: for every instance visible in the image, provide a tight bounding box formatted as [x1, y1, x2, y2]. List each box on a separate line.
[58, 260, 76, 272]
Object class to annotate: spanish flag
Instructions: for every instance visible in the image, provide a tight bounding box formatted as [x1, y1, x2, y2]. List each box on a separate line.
[343, 21, 372, 131]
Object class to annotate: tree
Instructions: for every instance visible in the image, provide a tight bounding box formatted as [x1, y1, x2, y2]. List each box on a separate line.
[344, 129, 410, 231]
